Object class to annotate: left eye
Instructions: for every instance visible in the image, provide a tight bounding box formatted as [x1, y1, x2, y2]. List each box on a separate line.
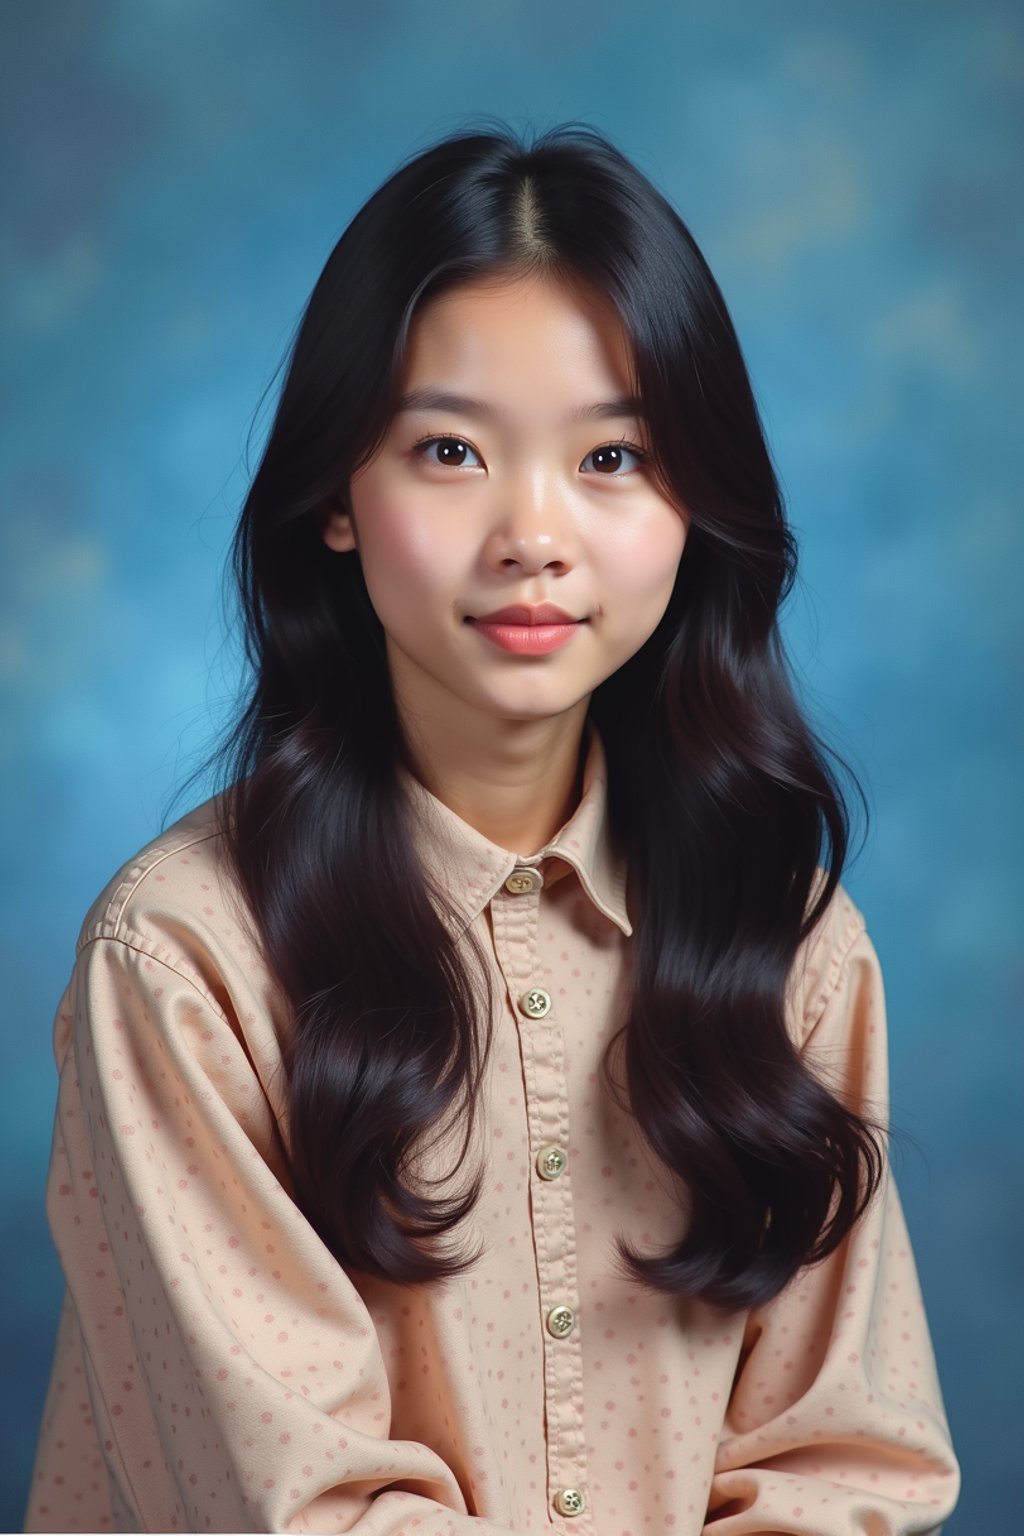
[414, 436, 482, 468]
[582, 442, 647, 475]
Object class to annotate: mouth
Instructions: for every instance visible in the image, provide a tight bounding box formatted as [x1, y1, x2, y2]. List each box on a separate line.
[464, 616, 585, 627]
[465, 616, 585, 655]
[465, 605, 585, 626]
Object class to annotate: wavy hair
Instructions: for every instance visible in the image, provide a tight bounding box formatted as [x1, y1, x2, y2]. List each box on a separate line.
[167, 117, 883, 1311]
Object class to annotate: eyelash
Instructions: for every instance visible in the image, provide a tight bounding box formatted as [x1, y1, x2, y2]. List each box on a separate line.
[409, 432, 651, 474]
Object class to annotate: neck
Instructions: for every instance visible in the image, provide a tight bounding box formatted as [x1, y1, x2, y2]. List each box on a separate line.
[398, 701, 592, 856]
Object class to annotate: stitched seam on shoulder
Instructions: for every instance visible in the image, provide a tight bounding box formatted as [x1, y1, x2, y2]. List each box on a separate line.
[803, 904, 867, 1042]
[74, 930, 230, 1020]
[81, 827, 224, 943]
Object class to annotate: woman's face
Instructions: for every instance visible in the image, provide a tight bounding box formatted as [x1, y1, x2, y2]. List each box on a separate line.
[319, 269, 690, 736]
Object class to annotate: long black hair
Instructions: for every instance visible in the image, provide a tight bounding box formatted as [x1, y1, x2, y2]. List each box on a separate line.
[167, 117, 882, 1312]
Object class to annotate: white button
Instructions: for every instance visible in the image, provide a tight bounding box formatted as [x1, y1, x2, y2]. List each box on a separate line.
[536, 1143, 567, 1180]
[546, 1303, 575, 1337]
[504, 867, 542, 895]
[553, 1486, 586, 1516]
[518, 987, 552, 1019]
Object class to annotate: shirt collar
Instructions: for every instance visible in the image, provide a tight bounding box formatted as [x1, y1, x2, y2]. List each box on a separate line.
[396, 717, 633, 941]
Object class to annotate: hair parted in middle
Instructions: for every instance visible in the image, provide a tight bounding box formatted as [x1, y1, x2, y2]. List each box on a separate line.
[168, 115, 881, 1313]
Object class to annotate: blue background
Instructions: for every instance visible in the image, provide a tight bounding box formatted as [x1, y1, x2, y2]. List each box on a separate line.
[2, 2, 1020, 1529]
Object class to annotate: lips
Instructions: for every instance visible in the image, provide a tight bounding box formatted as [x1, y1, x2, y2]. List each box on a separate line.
[468, 603, 582, 625]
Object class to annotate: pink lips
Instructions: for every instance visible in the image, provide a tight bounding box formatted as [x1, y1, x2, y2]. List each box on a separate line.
[470, 602, 582, 625]
[467, 603, 585, 656]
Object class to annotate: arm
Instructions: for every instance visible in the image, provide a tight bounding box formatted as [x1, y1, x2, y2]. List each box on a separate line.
[702, 922, 961, 1535]
[36, 932, 547, 1535]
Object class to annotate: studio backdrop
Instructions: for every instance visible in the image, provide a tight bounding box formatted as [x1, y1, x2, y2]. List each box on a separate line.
[2, 2, 1019, 1530]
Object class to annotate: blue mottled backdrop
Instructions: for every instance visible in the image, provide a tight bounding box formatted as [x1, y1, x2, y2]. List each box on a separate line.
[2, 2, 1020, 1529]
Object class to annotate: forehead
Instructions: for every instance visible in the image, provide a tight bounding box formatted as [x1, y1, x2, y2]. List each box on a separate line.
[399, 271, 637, 398]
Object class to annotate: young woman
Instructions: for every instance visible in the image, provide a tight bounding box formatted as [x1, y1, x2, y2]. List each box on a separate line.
[26, 121, 960, 1534]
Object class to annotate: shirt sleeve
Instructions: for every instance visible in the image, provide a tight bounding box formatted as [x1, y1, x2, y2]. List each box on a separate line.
[702, 920, 961, 1535]
[33, 931, 550, 1536]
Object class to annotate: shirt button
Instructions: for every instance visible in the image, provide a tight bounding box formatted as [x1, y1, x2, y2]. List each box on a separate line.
[518, 986, 552, 1019]
[536, 1143, 567, 1180]
[546, 1303, 576, 1338]
[553, 1486, 586, 1516]
[504, 866, 542, 895]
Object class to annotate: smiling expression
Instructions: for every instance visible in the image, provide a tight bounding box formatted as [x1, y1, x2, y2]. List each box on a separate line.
[319, 269, 690, 732]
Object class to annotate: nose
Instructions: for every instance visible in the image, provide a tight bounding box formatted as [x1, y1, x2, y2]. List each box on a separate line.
[486, 466, 578, 574]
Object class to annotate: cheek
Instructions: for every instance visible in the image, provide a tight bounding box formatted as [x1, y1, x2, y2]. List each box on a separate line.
[355, 495, 462, 616]
[597, 515, 688, 603]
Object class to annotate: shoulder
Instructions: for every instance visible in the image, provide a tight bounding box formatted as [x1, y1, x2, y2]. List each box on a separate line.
[785, 866, 868, 1051]
[62, 792, 291, 1152]
[74, 791, 259, 1004]
[78, 793, 226, 936]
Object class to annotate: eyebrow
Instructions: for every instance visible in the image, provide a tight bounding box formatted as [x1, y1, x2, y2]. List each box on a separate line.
[393, 387, 646, 425]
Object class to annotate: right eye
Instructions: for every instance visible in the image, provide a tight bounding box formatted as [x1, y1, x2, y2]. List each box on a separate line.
[411, 434, 483, 468]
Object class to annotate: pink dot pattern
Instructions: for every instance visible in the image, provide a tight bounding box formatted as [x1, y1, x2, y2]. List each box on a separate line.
[24, 723, 960, 1533]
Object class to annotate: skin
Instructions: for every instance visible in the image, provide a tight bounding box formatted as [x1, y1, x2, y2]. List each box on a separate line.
[319, 269, 690, 855]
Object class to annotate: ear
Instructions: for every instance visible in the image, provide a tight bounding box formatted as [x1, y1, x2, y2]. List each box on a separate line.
[317, 498, 359, 554]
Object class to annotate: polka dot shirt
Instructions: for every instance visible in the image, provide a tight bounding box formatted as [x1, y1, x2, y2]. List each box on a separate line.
[25, 723, 960, 1533]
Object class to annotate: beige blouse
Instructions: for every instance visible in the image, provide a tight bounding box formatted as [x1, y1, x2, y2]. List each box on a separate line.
[25, 721, 960, 1534]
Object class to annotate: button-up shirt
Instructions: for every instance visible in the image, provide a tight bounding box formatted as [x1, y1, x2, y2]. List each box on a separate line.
[25, 721, 960, 1533]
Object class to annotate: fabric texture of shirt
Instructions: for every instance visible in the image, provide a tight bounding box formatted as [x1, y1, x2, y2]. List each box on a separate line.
[25, 720, 960, 1534]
